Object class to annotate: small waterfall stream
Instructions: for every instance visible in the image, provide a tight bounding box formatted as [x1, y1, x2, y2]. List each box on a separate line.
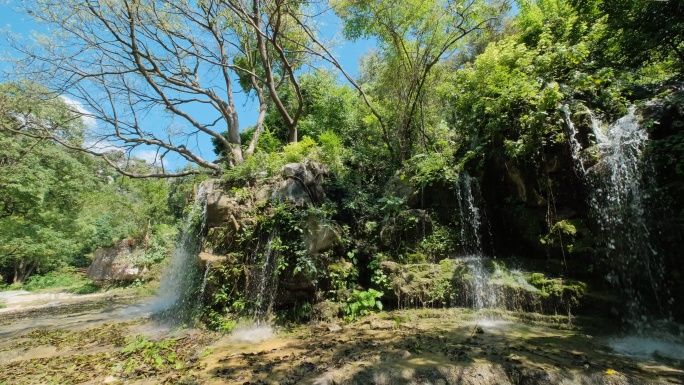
[455, 173, 499, 310]
[247, 229, 281, 323]
[564, 106, 667, 323]
[562, 104, 586, 174]
[563, 105, 683, 357]
[148, 185, 208, 321]
[587, 108, 667, 324]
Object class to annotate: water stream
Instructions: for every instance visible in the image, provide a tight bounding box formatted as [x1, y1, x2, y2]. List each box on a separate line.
[588, 108, 667, 324]
[455, 173, 499, 310]
[247, 229, 281, 324]
[563, 105, 683, 358]
[148, 185, 208, 321]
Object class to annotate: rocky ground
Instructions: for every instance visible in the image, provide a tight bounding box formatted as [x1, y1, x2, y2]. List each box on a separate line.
[0, 298, 683, 385]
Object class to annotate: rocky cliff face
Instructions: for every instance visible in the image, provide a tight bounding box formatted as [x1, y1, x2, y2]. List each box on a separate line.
[87, 238, 148, 284]
[199, 162, 342, 317]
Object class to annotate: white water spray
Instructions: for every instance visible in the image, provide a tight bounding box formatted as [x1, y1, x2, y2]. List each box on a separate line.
[247, 229, 281, 323]
[148, 185, 207, 319]
[455, 173, 499, 310]
[563, 106, 664, 319]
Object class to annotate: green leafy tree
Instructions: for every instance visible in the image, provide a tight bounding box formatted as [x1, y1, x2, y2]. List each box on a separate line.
[0, 82, 95, 282]
[8, 0, 322, 176]
[333, 0, 507, 162]
[570, 0, 684, 74]
[444, 0, 625, 166]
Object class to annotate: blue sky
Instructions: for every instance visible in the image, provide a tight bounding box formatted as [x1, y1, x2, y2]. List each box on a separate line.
[0, 1, 375, 170]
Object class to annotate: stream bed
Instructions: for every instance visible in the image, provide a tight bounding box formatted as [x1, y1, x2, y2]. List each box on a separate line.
[1, 296, 682, 385]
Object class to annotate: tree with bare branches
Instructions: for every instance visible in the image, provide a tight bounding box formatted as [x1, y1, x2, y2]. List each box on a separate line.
[6, 0, 310, 177]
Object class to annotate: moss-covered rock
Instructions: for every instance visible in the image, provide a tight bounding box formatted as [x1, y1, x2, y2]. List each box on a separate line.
[379, 258, 595, 317]
[380, 259, 464, 309]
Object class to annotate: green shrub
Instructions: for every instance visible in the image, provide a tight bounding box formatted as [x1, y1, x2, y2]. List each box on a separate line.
[23, 266, 92, 292]
[71, 282, 100, 294]
[343, 289, 384, 322]
[282, 136, 319, 163]
[136, 225, 178, 265]
[318, 130, 347, 175]
[205, 310, 238, 333]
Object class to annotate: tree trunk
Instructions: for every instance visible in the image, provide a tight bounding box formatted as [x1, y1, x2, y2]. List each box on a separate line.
[247, 80, 269, 155]
[13, 259, 25, 283]
[289, 125, 298, 143]
[23, 262, 38, 283]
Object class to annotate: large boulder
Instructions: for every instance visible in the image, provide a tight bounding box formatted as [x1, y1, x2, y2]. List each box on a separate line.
[201, 179, 260, 254]
[384, 173, 420, 207]
[304, 214, 341, 255]
[87, 238, 148, 284]
[203, 179, 239, 228]
[273, 162, 327, 207]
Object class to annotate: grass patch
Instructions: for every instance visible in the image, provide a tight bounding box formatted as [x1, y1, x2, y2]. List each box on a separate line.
[23, 266, 99, 294]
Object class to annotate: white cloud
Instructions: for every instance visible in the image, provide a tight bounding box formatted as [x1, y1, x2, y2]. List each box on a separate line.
[82, 138, 125, 154]
[60, 96, 97, 129]
[134, 149, 168, 168]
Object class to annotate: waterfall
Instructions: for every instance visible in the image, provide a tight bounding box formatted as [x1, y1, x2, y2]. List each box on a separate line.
[564, 105, 670, 323]
[455, 173, 498, 310]
[246, 229, 281, 323]
[198, 264, 211, 304]
[587, 108, 668, 325]
[148, 185, 207, 321]
[562, 104, 586, 173]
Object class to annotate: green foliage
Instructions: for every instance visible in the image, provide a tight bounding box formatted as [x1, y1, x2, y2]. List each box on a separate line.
[318, 131, 347, 176]
[205, 310, 238, 333]
[335, 0, 505, 161]
[120, 335, 186, 372]
[22, 266, 95, 293]
[343, 288, 384, 322]
[369, 254, 391, 292]
[418, 225, 458, 261]
[0, 81, 197, 283]
[526, 272, 587, 305]
[407, 151, 459, 187]
[222, 136, 323, 186]
[328, 259, 358, 300]
[282, 136, 319, 163]
[570, 0, 684, 75]
[139, 225, 178, 265]
[0, 83, 94, 281]
[540, 219, 591, 253]
[445, 0, 627, 167]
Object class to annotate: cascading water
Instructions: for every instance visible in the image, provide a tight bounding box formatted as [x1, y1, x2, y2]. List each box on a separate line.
[564, 105, 683, 358]
[148, 185, 207, 322]
[246, 229, 281, 323]
[587, 108, 666, 323]
[565, 106, 667, 323]
[198, 264, 211, 304]
[562, 104, 586, 174]
[455, 173, 499, 310]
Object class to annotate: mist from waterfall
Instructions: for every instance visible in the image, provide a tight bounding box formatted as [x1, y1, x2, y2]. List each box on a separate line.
[246, 229, 281, 323]
[564, 105, 672, 328]
[455, 173, 499, 310]
[148, 185, 207, 322]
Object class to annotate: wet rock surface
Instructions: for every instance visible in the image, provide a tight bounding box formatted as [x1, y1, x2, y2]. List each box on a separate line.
[199, 309, 683, 385]
[0, 301, 682, 385]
